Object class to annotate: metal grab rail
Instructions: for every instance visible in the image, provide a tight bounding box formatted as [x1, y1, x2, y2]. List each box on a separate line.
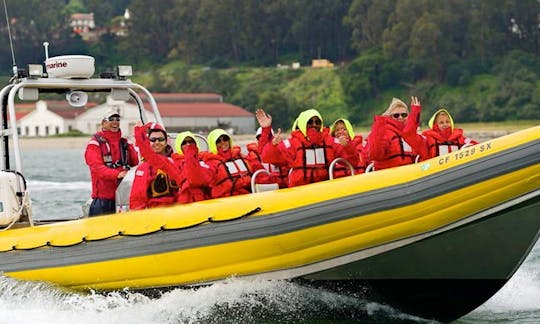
[329, 157, 355, 180]
[194, 134, 209, 152]
[251, 169, 279, 193]
[365, 162, 375, 173]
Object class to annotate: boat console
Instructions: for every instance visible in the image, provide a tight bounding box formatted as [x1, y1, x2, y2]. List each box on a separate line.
[0, 47, 163, 229]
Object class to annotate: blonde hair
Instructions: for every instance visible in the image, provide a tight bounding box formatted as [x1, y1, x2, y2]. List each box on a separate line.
[383, 98, 408, 116]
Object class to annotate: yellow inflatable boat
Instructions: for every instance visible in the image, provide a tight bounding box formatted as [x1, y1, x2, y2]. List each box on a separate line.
[1, 58, 539, 322]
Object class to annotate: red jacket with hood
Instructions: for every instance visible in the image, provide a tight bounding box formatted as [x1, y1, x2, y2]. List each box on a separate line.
[130, 125, 178, 210]
[365, 104, 427, 170]
[262, 127, 358, 187]
[246, 127, 290, 188]
[202, 146, 260, 198]
[171, 145, 213, 204]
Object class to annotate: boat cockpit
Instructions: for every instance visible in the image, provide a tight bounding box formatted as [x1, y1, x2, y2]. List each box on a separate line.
[0, 49, 166, 230]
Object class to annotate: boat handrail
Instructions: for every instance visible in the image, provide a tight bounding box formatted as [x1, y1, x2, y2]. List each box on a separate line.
[193, 134, 209, 152]
[0, 76, 162, 174]
[0, 83, 15, 170]
[329, 157, 355, 180]
[251, 169, 279, 193]
[365, 162, 375, 173]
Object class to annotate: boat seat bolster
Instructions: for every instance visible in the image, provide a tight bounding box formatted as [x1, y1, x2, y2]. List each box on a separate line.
[254, 183, 280, 192]
[251, 169, 279, 193]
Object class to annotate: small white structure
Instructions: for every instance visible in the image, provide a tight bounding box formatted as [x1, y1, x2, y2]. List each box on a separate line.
[15, 93, 254, 137]
[16, 101, 82, 137]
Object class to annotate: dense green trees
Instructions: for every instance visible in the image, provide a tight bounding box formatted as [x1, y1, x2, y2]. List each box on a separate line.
[0, 0, 538, 125]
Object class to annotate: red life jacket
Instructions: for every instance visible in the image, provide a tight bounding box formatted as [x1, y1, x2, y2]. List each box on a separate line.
[93, 133, 131, 170]
[423, 127, 477, 158]
[203, 147, 255, 198]
[246, 142, 288, 188]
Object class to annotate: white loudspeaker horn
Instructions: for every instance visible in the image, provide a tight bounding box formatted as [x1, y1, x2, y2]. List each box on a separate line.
[66, 91, 88, 107]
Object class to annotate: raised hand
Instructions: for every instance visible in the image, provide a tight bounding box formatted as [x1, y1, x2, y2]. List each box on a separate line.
[338, 135, 349, 146]
[411, 96, 420, 106]
[272, 128, 283, 145]
[256, 108, 272, 128]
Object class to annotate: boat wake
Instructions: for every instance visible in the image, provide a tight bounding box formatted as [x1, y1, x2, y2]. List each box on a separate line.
[457, 243, 540, 323]
[28, 180, 91, 191]
[0, 276, 431, 323]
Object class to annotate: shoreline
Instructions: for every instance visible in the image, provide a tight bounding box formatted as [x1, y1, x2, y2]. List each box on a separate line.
[16, 130, 517, 150]
[17, 134, 259, 150]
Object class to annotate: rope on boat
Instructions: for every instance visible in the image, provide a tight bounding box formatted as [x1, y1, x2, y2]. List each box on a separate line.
[3, 206, 263, 251]
[208, 207, 261, 223]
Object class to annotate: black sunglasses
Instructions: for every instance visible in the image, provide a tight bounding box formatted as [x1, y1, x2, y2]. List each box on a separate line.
[307, 118, 322, 126]
[107, 116, 120, 122]
[392, 113, 408, 119]
[149, 137, 166, 143]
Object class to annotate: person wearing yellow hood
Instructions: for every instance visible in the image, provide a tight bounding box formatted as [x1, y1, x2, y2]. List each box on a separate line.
[202, 128, 262, 198]
[171, 131, 214, 203]
[422, 108, 478, 158]
[330, 118, 367, 176]
[260, 108, 359, 187]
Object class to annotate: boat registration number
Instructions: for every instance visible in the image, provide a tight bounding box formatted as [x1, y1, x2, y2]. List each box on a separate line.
[438, 143, 492, 165]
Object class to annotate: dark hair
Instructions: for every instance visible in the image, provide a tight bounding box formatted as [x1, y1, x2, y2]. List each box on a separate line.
[149, 129, 167, 138]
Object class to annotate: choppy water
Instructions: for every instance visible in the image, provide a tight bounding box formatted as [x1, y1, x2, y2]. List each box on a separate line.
[1, 147, 538, 323]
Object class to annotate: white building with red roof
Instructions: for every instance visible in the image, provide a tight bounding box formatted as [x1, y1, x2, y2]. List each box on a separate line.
[150, 93, 254, 134]
[15, 100, 90, 137]
[13, 93, 254, 137]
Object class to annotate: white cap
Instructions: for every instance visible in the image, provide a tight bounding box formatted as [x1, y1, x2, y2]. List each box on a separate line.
[102, 108, 120, 121]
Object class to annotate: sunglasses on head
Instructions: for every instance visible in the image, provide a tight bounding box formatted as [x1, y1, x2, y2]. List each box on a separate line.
[307, 118, 322, 126]
[107, 116, 120, 122]
[182, 138, 196, 146]
[149, 137, 166, 143]
[392, 113, 408, 119]
[216, 136, 230, 143]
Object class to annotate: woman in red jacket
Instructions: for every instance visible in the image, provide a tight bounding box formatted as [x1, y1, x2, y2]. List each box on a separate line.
[422, 108, 478, 158]
[330, 118, 366, 177]
[130, 123, 178, 210]
[365, 96, 428, 170]
[203, 129, 262, 198]
[261, 109, 358, 187]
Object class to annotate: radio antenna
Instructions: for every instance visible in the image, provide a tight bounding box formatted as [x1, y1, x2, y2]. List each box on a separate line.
[2, 0, 17, 78]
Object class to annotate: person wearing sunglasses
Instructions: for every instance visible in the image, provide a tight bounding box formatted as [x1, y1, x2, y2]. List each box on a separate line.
[422, 108, 478, 158]
[85, 109, 139, 216]
[330, 118, 367, 177]
[202, 128, 263, 198]
[365, 96, 428, 170]
[130, 122, 180, 210]
[260, 108, 359, 187]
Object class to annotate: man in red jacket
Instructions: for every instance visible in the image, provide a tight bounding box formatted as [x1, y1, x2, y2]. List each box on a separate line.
[85, 109, 139, 216]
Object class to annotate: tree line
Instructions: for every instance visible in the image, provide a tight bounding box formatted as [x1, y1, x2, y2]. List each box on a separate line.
[0, 0, 539, 127]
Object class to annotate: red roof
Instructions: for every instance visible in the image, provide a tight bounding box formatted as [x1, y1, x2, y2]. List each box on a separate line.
[49, 107, 86, 119]
[157, 102, 253, 118]
[15, 111, 30, 120]
[142, 93, 223, 103]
